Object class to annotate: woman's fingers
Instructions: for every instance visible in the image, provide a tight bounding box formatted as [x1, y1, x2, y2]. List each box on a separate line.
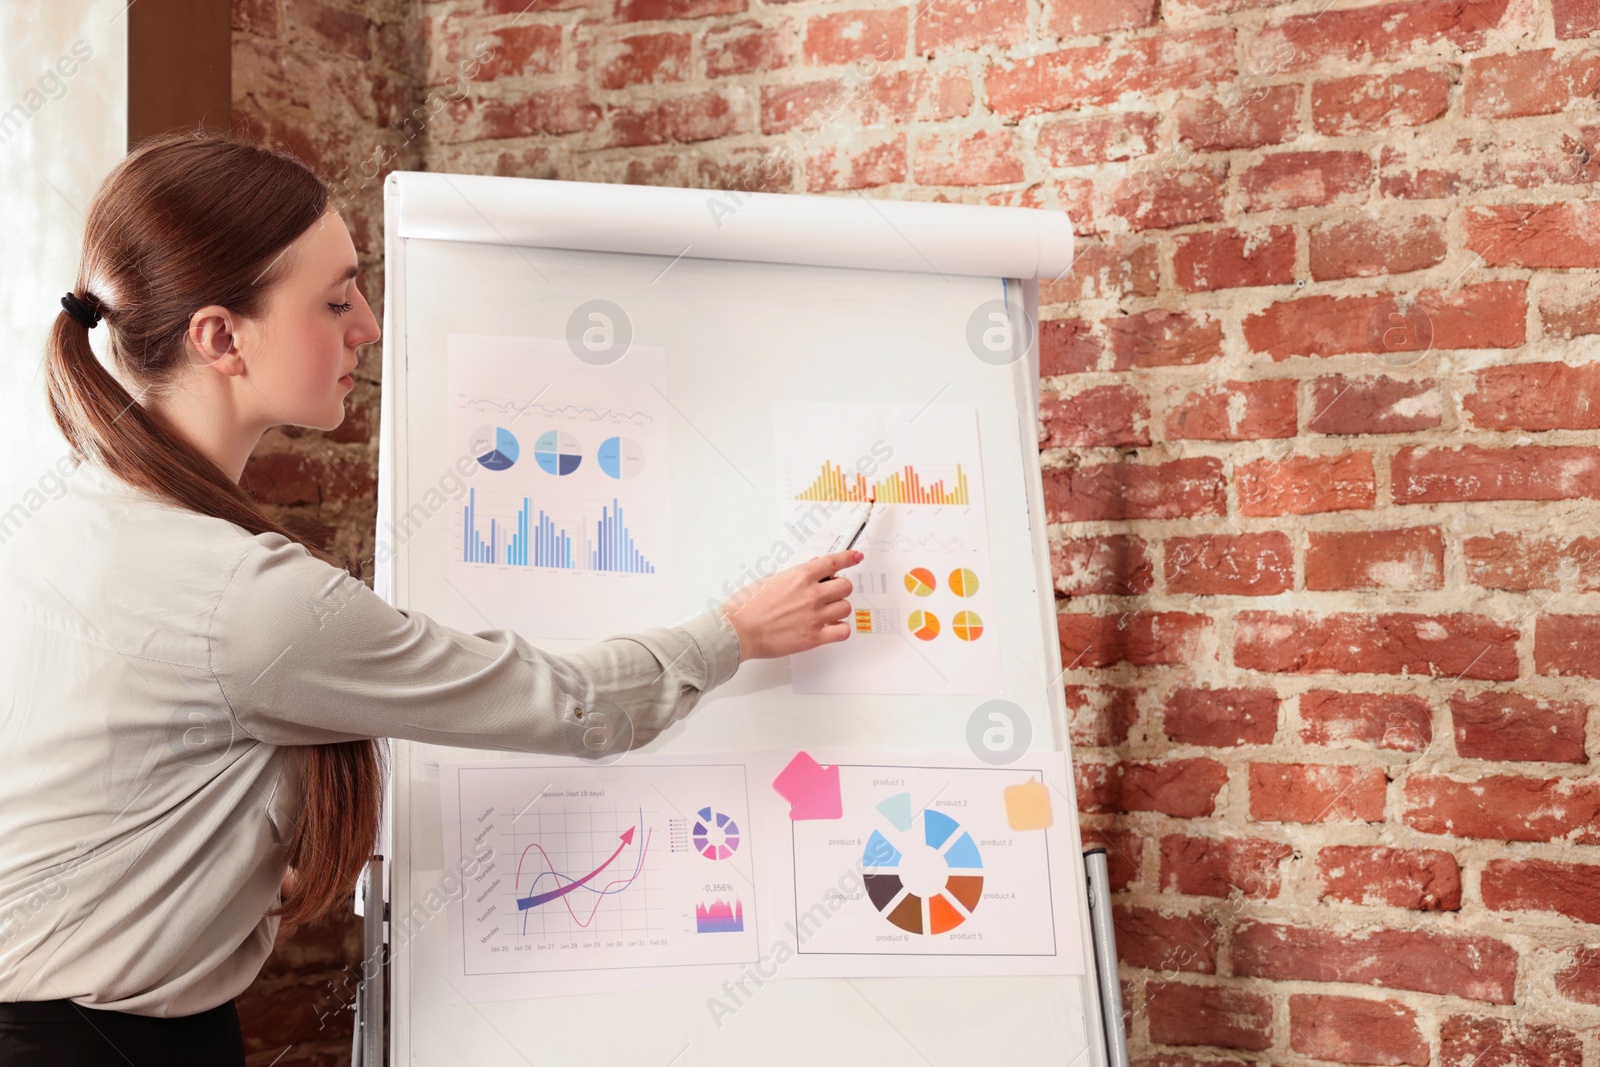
[809, 549, 863, 581]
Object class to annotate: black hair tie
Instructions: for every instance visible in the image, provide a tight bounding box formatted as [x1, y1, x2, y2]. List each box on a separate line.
[61, 291, 102, 330]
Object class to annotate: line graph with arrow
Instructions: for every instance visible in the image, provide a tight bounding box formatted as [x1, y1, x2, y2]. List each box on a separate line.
[514, 817, 651, 934]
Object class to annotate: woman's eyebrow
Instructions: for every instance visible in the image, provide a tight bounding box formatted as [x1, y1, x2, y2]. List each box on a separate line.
[328, 264, 360, 287]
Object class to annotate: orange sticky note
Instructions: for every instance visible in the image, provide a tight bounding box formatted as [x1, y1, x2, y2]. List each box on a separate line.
[1004, 779, 1053, 831]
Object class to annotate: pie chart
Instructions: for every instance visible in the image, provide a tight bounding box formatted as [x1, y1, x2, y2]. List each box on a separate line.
[952, 610, 983, 641]
[470, 425, 519, 472]
[861, 792, 983, 936]
[949, 567, 979, 597]
[534, 430, 583, 476]
[598, 435, 645, 479]
[692, 807, 740, 860]
[908, 610, 939, 641]
[904, 567, 936, 597]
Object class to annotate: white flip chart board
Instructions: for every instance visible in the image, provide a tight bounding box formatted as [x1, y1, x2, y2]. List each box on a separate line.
[375, 170, 1104, 1066]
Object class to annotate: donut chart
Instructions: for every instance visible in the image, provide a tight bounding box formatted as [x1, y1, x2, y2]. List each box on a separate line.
[692, 807, 740, 860]
[860, 792, 983, 935]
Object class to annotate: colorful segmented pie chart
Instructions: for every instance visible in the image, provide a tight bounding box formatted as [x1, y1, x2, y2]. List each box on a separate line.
[952, 610, 983, 641]
[598, 435, 645, 479]
[908, 610, 939, 640]
[904, 567, 936, 596]
[534, 430, 583, 476]
[861, 792, 983, 936]
[470, 425, 519, 472]
[692, 807, 740, 860]
[949, 567, 979, 597]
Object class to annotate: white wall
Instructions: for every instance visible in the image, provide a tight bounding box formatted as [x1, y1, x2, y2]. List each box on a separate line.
[0, 3, 126, 522]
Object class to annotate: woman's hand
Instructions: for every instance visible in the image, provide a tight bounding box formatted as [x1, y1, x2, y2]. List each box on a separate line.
[717, 550, 863, 661]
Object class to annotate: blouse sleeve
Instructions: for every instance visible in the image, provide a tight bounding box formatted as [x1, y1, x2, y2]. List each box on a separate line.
[208, 534, 742, 753]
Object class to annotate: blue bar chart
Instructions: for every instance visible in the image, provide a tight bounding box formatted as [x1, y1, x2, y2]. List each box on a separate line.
[462, 489, 657, 573]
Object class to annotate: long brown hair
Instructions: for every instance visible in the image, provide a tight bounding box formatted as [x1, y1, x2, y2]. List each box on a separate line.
[43, 130, 384, 929]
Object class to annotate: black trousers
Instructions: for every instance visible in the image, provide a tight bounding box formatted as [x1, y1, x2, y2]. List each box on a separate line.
[0, 997, 245, 1066]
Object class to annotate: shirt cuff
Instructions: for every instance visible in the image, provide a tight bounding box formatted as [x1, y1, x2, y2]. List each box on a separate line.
[676, 604, 742, 691]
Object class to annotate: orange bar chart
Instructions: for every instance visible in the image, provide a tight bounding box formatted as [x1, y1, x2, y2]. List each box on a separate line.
[793, 460, 970, 505]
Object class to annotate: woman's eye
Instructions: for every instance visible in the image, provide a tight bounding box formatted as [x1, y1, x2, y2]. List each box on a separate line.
[330, 301, 354, 315]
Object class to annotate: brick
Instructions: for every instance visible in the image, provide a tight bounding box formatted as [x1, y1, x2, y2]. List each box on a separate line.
[1541, 281, 1600, 338]
[1466, 48, 1600, 118]
[428, 21, 561, 83]
[1466, 361, 1600, 431]
[1233, 921, 1519, 1003]
[1403, 773, 1600, 843]
[1045, 310, 1226, 375]
[1042, 0, 1159, 37]
[1538, 615, 1600, 677]
[1165, 687, 1280, 747]
[1165, 533, 1293, 597]
[1450, 690, 1588, 763]
[1057, 612, 1213, 669]
[802, 134, 906, 192]
[606, 88, 752, 147]
[1379, 128, 1600, 198]
[1113, 905, 1218, 973]
[1175, 84, 1300, 150]
[1242, 281, 1528, 359]
[1308, 375, 1442, 435]
[760, 69, 971, 134]
[1240, 150, 1372, 211]
[1160, 833, 1292, 897]
[1081, 825, 1141, 889]
[619, 0, 744, 20]
[984, 30, 1235, 120]
[1235, 611, 1520, 681]
[1065, 685, 1141, 747]
[1236, 452, 1376, 515]
[1052, 535, 1154, 597]
[1110, 164, 1228, 231]
[593, 31, 690, 90]
[442, 87, 602, 142]
[1036, 385, 1152, 447]
[1556, 0, 1600, 37]
[918, 0, 1030, 52]
[704, 19, 793, 77]
[1290, 994, 1428, 1066]
[1482, 858, 1600, 925]
[802, 8, 906, 65]
[1044, 458, 1226, 522]
[1040, 237, 1160, 303]
[1301, 690, 1433, 752]
[242, 452, 322, 508]
[1248, 0, 1517, 74]
[1555, 946, 1600, 1007]
[1310, 216, 1448, 280]
[1317, 845, 1462, 911]
[1173, 225, 1296, 291]
[1249, 762, 1387, 823]
[1465, 533, 1600, 592]
[1305, 527, 1444, 592]
[1312, 68, 1452, 135]
[1440, 1016, 1583, 1067]
[1165, 380, 1297, 441]
[1466, 201, 1600, 268]
[1146, 982, 1272, 1051]
[1038, 113, 1159, 167]
[1076, 758, 1228, 817]
[914, 129, 1024, 186]
[1393, 445, 1600, 504]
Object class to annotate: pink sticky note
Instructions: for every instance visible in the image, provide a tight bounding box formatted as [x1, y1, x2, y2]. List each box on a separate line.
[772, 751, 842, 820]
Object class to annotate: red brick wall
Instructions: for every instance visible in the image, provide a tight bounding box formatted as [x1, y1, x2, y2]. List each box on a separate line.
[230, 0, 1600, 1062]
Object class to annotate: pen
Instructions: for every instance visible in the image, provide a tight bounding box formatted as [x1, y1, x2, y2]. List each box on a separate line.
[821, 489, 875, 582]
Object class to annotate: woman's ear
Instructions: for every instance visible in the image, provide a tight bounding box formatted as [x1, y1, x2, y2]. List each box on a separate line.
[185, 304, 247, 377]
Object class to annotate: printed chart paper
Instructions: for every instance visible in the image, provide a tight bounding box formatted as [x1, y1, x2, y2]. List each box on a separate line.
[773, 402, 1002, 694]
[446, 334, 672, 638]
[438, 751, 1081, 1003]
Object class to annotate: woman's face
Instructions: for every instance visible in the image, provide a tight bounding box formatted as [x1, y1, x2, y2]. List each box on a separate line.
[246, 209, 380, 432]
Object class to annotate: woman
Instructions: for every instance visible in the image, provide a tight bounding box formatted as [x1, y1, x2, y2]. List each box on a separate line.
[0, 131, 858, 1065]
